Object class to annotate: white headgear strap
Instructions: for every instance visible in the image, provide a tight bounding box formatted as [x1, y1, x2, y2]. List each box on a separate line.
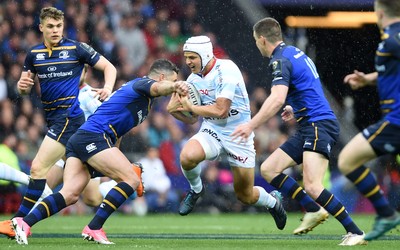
[183, 36, 214, 71]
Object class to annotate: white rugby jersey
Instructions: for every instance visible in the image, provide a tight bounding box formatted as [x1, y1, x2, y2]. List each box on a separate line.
[187, 58, 251, 135]
[78, 84, 102, 120]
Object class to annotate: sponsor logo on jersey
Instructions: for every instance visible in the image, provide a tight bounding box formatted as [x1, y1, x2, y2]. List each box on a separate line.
[80, 42, 96, 55]
[375, 64, 386, 72]
[36, 53, 45, 60]
[384, 143, 395, 153]
[227, 152, 248, 163]
[201, 128, 221, 142]
[86, 143, 97, 153]
[304, 141, 312, 146]
[362, 128, 370, 137]
[37, 71, 73, 79]
[199, 89, 208, 95]
[59, 50, 69, 59]
[204, 109, 239, 121]
[48, 128, 57, 137]
[47, 66, 57, 72]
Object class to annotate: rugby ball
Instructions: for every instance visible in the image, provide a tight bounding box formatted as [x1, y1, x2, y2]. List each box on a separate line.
[181, 81, 201, 117]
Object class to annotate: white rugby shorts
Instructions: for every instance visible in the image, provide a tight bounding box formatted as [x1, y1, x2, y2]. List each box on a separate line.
[190, 123, 255, 168]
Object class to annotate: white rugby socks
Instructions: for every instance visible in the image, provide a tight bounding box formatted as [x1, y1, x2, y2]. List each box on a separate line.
[254, 186, 277, 208]
[181, 165, 203, 193]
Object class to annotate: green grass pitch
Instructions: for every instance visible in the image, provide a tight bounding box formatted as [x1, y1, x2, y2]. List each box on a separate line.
[0, 213, 399, 249]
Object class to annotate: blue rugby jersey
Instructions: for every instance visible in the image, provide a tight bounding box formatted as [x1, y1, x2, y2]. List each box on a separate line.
[24, 38, 100, 121]
[80, 77, 156, 142]
[375, 22, 400, 126]
[269, 42, 336, 123]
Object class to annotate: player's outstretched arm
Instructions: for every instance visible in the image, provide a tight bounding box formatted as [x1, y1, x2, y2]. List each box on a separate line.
[343, 70, 378, 90]
[150, 80, 188, 97]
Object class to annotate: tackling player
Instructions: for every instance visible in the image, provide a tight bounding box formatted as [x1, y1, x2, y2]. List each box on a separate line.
[10, 59, 188, 245]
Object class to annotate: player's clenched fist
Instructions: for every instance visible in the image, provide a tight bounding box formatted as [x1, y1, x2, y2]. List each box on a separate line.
[174, 80, 189, 96]
[17, 70, 34, 95]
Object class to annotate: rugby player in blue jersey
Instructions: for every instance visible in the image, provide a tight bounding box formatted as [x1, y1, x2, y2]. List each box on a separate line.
[10, 59, 188, 245]
[0, 7, 116, 238]
[339, 0, 400, 241]
[231, 17, 367, 246]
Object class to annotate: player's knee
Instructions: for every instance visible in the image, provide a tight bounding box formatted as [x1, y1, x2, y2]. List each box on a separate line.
[60, 191, 80, 206]
[82, 195, 102, 207]
[337, 152, 349, 172]
[303, 183, 323, 200]
[259, 162, 275, 182]
[30, 160, 48, 178]
[180, 151, 199, 170]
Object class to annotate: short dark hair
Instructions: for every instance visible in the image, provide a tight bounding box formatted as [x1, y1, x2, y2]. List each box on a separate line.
[376, 0, 400, 18]
[253, 17, 283, 43]
[148, 59, 179, 77]
[39, 7, 64, 24]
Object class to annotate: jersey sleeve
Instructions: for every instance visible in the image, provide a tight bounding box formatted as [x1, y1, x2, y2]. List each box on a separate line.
[215, 61, 239, 100]
[23, 50, 36, 73]
[76, 42, 101, 66]
[132, 78, 155, 97]
[270, 57, 291, 87]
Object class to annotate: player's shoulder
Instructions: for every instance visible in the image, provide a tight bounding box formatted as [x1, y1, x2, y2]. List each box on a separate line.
[26, 43, 46, 55]
[214, 58, 241, 73]
[58, 37, 80, 47]
[216, 58, 237, 67]
[187, 73, 202, 82]
[384, 24, 400, 47]
[134, 76, 155, 85]
[30, 43, 45, 50]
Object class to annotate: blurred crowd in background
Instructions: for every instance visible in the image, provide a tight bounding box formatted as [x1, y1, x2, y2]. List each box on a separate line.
[0, 0, 399, 216]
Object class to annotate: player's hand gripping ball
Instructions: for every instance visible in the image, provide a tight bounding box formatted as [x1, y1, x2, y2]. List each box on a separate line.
[181, 81, 201, 118]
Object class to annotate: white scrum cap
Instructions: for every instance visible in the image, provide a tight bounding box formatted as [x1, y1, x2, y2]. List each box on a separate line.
[183, 35, 214, 71]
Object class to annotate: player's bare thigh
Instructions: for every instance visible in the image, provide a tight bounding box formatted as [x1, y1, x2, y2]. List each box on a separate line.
[260, 148, 296, 182]
[338, 133, 376, 174]
[88, 147, 139, 187]
[31, 136, 65, 178]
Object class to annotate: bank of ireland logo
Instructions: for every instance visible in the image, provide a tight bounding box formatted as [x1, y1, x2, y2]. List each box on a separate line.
[59, 50, 69, 59]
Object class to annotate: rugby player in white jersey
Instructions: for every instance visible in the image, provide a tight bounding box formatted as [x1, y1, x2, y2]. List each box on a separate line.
[167, 35, 287, 230]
